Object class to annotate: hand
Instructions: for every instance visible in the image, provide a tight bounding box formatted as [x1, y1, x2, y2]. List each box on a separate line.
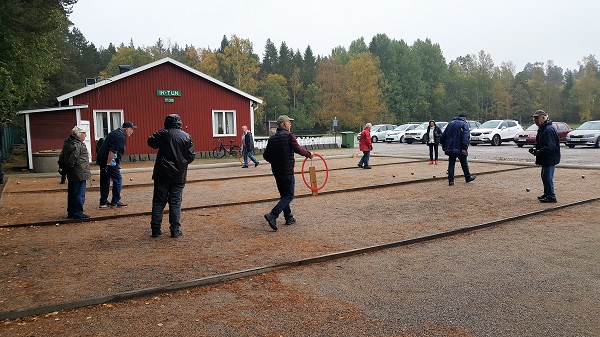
[528, 147, 537, 156]
[461, 149, 468, 155]
[309, 153, 314, 159]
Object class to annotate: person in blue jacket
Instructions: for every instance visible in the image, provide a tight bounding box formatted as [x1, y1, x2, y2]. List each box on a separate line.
[528, 110, 560, 203]
[440, 112, 476, 186]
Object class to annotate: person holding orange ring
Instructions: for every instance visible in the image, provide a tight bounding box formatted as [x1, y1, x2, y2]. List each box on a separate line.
[262, 115, 313, 231]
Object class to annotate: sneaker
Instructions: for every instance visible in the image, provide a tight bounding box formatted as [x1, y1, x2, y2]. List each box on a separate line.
[72, 214, 90, 219]
[539, 197, 557, 203]
[466, 175, 476, 183]
[264, 213, 277, 231]
[364, 166, 372, 169]
[254, 161, 259, 167]
[357, 164, 363, 168]
[435, 160, 438, 165]
[284, 216, 296, 225]
[242, 165, 248, 168]
[111, 202, 128, 208]
[151, 228, 162, 238]
[170, 230, 183, 238]
[98, 203, 110, 209]
[449, 181, 454, 186]
[429, 161, 434, 165]
[537, 195, 547, 200]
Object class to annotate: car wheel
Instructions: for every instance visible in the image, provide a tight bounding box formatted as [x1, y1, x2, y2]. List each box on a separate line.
[517, 144, 524, 148]
[421, 137, 426, 144]
[371, 136, 378, 143]
[406, 140, 413, 144]
[470, 143, 477, 146]
[491, 134, 501, 146]
[595, 137, 600, 148]
[399, 136, 404, 143]
[567, 144, 575, 148]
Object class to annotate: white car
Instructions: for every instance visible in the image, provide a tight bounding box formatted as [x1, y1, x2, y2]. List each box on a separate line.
[565, 120, 600, 148]
[470, 119, 523, 146]
[357, 124, 397, 143]
[404, 122, 448, 144]
[385, 123, 420, 143]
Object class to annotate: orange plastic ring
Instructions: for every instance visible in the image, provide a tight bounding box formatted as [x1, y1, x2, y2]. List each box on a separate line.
[301, 153, 329, 191]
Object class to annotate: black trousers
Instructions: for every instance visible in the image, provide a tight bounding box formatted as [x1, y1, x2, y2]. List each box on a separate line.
[150, 180, 185, 232]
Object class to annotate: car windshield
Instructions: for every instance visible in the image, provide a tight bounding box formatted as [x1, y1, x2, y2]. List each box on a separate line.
[577, 121, 600, 130]
[480, 120, 502, 129]
[526, 124, 538, 131]
[393, 125, 411, 131]
[437, 122, 448, 129]
[414, 123, 428, 130]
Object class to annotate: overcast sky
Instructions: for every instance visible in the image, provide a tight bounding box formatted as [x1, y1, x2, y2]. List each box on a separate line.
[69, 0, 598, 72]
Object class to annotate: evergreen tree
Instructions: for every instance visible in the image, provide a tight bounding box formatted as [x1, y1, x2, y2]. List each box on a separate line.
[301, 46, 317, 88]
[261, 38, 278, 76]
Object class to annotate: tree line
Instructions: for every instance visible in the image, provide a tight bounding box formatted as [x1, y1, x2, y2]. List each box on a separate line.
[2, 0, 600, 134]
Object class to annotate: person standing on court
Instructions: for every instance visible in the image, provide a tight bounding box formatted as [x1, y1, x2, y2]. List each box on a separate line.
[262, 115, 313, 231]
[96, 121, 137, 209]
[358, 123, 373, 169]
[423, 120, 442, 165]
[528, 110, 560, 203]
[147, 114, 195, 238]
[440, 112, 476, 186]
[58, 126, 91, 219]
[241, 125, 259, 168]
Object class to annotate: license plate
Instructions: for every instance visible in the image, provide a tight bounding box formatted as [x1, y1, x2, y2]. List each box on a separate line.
[517, 139, 525, 142]
[471, 136, 479, 141]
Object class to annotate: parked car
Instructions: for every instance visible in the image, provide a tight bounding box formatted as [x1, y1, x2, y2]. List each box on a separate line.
[357, 124, 397, 142]
[467, 120, 481, 130]
[565, 120, 600, 148]
[404, 122, 448, 144]
[470, 119, 523, 146]
[384, 123, 420, 143]
[513, 122, 572, 147]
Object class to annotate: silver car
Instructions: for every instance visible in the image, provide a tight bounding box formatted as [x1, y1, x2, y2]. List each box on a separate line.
[565, 120, 600, 148]
[385, 123, 420, 143]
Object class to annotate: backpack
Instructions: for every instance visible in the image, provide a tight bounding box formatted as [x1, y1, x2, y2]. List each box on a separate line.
[95, 137, 104, 165]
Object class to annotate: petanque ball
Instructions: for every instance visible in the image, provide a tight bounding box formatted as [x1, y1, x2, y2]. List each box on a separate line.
[130, 178, 133, 181]
[411, 172, 414, 175]
[526, 188, 530, 192]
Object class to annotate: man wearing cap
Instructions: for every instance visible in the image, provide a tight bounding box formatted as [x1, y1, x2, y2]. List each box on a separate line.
[58, 126, 91, 219]
[440, 112, 476, 186]
[262, 115, 313, 230]
[96, 121, 137, 208]
[529, 110, 560, 203]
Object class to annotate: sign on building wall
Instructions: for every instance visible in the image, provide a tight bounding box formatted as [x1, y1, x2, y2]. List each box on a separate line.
[156, 90, 181, 97]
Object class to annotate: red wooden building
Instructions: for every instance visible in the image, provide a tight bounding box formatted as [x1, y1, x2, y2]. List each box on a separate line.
[18, 57, 262, 169]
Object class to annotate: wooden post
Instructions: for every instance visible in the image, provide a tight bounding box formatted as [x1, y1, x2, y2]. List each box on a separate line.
[309, 166, 318, 196]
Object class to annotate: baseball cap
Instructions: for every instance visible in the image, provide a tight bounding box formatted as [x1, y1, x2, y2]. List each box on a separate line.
[276, 115, 291, 125]
[122, 121, 137, 128]
[71, 126, 86, 135]
[457, 112, 467, 118]
[531, 110, 548, 117]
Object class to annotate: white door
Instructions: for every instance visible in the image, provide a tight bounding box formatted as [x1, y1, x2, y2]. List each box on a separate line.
[80, 120, 92, 162]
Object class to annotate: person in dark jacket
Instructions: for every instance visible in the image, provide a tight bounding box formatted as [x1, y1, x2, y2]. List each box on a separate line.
[96, 121, 136, 208]
[241, 125, 259, 168]
[262, 115, 313, 231]
[147, 114, 195, 238]
[529, 110, 560, 203]
[440, 113, 476, 186]
[58, 126, 91, 219]
[423, 120, 442, 165]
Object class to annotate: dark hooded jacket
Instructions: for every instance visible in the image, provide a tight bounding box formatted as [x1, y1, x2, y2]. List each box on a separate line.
[148, 114, 195, 183]
[535, 119, 561, 166]
[441, 117, 470, 155]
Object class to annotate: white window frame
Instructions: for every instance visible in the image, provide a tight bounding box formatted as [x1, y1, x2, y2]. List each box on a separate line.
[212, 110, 237, 137]
[94, 110, 124, 140]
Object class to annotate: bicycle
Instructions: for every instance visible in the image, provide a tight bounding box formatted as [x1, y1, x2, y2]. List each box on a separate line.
[212, 139, 241, 159]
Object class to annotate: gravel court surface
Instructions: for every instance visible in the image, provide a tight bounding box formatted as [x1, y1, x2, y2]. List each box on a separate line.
[0, 157, 598, 312]
[1, 201, 598, 336]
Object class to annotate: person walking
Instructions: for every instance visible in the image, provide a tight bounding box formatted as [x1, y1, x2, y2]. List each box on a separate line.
[440, 113, 476, 186]
[528, 110, 560, 203]
[147, 114, 195, 238]
[423, 120, 442, 165]
[58, 126, 91, 219]
[241, 125, 259, 168]
[358, 123, 373, 169]
[262, 115, 313, 231]
[96, 121, 137, 209]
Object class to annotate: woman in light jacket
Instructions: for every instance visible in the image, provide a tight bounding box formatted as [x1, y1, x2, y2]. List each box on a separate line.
[423, 120, 442, 165]
[358, 123, 373, 169]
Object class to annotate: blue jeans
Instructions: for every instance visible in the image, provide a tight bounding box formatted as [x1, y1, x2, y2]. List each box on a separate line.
[358, 151, 371, 167]
[67, 180, 87, 217]
[541, 165, 556, 199]
[242, 148, 258, 166]
[151, 181, 185, 232]
[270, 174, 295, 219]
[100, 165, 122, 205]
[447, 153, 472, 182]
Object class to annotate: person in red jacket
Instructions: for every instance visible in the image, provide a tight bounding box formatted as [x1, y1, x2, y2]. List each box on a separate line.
[358, 123, 373, 169]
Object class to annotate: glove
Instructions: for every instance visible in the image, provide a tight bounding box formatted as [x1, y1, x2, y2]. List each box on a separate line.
[528, 147, 537, 156]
